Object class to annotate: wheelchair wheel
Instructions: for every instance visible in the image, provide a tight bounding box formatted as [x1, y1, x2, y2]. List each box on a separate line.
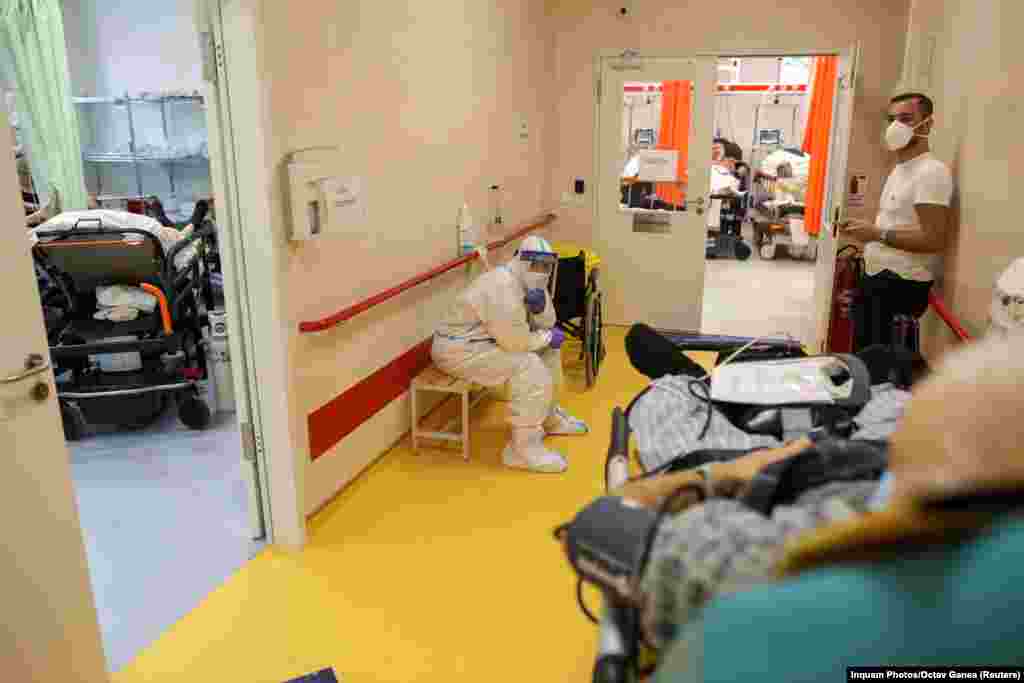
[593, 655, 635, 683]
[178, 394, 212, 430]
[585, 289, 605, 389]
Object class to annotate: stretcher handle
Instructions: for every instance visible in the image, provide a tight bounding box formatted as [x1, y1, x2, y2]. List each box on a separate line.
[72, 217, 104, 231]
[141, 283, 173, 335]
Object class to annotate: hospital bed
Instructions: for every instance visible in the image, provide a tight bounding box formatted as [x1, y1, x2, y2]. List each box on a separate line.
[749, 160, 815, 261]
[31, 211, 215, 440]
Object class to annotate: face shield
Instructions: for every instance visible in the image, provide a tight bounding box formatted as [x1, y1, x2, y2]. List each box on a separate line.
[520, 250, 557, 290]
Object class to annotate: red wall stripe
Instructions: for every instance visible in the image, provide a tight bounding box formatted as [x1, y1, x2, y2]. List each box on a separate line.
[308, 337, 433, 461]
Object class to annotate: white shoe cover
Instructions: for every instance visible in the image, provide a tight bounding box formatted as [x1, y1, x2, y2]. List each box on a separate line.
[502, 427, 568, 473]
[544, 406, 590, 436]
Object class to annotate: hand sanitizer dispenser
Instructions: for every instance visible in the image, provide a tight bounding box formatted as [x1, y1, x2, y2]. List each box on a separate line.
[286, 147, 365, 241]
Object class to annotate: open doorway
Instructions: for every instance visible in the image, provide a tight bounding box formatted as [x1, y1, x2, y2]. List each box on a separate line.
[0, 0, 265, 672]
[600, 50, 855, 347]
[701, 55, 818, 342]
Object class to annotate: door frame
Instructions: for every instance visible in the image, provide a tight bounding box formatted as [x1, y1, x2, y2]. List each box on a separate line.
[592, 46, 859, 348]
[196, 0, 305, 549]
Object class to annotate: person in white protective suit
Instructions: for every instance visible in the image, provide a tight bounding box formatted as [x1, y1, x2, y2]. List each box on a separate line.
[989, 258, 1024, 338]
[432, 235, 589, 473]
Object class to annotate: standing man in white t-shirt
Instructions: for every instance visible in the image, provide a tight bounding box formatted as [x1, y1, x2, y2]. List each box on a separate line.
[839, 93, 954, 350]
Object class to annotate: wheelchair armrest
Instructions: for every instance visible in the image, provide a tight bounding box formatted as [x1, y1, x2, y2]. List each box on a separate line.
[605, 407, 632, 493]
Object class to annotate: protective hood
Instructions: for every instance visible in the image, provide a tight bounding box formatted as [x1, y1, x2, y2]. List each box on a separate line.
[510, 235, 557, 290]
[990, 257, 1024, 333]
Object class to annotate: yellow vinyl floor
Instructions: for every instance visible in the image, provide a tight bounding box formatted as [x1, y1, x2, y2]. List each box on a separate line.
[113, 327, 714, 683]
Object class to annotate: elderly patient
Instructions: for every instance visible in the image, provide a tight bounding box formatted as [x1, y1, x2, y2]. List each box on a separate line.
[561, 331, 1020, 663]
[651, 331, 1024, 681]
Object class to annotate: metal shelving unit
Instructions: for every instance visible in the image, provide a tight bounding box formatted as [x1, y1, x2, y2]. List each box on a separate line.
[74, 95, 211, 220]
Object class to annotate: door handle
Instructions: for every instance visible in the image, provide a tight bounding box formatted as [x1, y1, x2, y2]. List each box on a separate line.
[2, 353, 51, 384]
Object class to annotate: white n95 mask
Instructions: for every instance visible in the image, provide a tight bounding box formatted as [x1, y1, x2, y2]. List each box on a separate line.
[885, 116, 931, 151]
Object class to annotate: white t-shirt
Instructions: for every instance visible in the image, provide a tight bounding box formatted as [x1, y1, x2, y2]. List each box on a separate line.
[865, 152, 953, 281]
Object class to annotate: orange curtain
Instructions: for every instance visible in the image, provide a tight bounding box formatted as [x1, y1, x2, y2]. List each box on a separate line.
[801, 57, 838, 237]
[655, 80, 691, 207]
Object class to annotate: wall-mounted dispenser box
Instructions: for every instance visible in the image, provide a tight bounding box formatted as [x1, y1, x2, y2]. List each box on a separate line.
[286, 147, 366, 241]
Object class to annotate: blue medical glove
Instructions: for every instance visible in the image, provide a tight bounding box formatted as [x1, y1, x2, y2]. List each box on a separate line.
[549, 327, 566, 349]
[524, 288, 547, 315]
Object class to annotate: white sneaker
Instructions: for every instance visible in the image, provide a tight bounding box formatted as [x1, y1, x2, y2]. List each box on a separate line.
[502, 427, 568, 473]
[544, 406, 590, 436]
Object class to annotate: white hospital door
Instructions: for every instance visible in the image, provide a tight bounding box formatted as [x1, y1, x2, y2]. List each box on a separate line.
[597, 55, 715, 331]
[0, 112, 109, 680]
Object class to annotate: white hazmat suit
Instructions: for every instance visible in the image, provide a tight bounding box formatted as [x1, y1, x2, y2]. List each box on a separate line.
[989, 257, 1024, 337]
[432, 236, 588, 473]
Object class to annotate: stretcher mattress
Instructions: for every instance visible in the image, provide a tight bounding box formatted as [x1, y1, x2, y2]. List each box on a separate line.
[627, 376, 911, 473]
[29, 210, 198, 272]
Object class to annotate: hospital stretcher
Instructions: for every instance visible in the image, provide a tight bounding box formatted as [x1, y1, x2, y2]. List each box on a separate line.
[32, 212, 216, 440]
[749, 172, 815, 261]
[558, 339, 921, 682]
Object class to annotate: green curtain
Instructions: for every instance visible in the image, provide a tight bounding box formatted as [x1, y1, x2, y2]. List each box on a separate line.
[0, 0, 87, 209]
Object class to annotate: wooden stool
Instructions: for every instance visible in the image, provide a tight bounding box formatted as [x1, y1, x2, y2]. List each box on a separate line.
[411, 364, 487, 460]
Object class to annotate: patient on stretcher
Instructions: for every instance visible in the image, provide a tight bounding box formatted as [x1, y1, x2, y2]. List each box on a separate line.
[557, 325, 931, 653]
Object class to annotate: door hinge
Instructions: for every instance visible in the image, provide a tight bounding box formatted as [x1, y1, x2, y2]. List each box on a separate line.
[596, 78, 602, 102]
[240, 421, 259, 463]
[200, 31, 218, 84]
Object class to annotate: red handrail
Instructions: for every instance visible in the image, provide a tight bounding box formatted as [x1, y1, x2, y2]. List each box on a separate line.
[298, 212, 558, 333]
[929, 291, 971, 343]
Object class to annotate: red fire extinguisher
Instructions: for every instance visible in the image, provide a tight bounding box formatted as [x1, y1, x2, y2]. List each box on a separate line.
[826, 246, 863, 353]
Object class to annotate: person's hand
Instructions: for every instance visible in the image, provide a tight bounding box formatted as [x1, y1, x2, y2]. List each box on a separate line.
[614, 437, 815, 511]
[839, 219, 881, 243]
[524, 288, 547, 315]
[549, 327, 566, 349]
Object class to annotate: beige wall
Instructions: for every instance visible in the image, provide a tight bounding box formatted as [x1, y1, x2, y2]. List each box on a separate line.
[904, 0, 1019, 358]
[546, 0, 911, 244]
[258, 0, 557, 513]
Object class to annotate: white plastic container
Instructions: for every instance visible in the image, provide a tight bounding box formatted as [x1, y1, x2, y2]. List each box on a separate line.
[208, 310, 229, 339]
[457, 203, 480, 256]
[206, 336, 235, 413]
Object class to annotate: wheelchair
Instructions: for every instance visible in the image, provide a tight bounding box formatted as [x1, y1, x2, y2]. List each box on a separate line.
[549, 242, 606, 388]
